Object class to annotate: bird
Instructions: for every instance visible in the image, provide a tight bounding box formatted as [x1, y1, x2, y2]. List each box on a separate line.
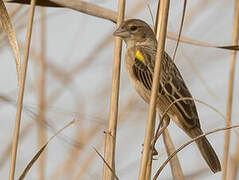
[113, 19, 221, 173]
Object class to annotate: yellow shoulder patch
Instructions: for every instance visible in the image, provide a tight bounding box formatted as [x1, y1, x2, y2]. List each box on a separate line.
[135, 50, 145, 64]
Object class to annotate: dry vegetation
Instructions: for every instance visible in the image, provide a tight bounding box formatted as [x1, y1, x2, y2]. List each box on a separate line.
[0, 0, 239, 180]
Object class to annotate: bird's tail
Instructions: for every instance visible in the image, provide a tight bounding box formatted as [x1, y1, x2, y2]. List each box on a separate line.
[190, 128, 221, 173]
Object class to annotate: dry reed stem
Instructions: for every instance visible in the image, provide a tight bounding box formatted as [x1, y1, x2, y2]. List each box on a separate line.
[167, 31, 239, 51]
[153, 124, 239, 180]
[172, 0, 187, 61]
[221, 1, 239, 179]
[9, 0, 36, 179]
[0, 0, 21, 84]
[139, 0, 170, 179]
[228, 138, 239, 180]
[145, 1, 164, 177]
[36, 7, 47, 180]
[5, 0, 118, 23]
[102, 0, 125, 179]
[162, 127, 184, 180]
[159, 1, 186, 178]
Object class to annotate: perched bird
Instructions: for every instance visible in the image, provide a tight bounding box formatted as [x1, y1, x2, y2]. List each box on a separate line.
[113, 19, 221, 173]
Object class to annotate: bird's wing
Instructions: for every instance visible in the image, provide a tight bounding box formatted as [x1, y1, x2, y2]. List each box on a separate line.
[132, 46, 164, 95]
[133, 46, 199, 129]
[161, 53, 200, 128]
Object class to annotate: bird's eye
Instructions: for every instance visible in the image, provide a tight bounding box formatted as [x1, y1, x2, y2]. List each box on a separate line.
[130, 26, 137, 31]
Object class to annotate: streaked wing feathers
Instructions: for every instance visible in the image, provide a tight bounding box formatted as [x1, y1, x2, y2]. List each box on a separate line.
[133, 58, 164, 94]
[132, 47, 199, 128]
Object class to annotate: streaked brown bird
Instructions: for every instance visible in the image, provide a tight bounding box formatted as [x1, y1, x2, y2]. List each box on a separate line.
[113, 19, 221, 173]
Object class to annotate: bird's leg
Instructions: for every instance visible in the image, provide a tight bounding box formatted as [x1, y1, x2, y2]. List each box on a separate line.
[151, 115, 170, 157]
[142, 115, 170, 157]
[155, 115, 170, 140]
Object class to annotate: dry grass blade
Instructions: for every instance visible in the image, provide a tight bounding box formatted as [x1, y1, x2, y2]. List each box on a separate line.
[219, 45, 239, 50]
[162, 128, 185, 180]
[94, 147, 119, 180]
[18, 144, 47, 180]
[153, 124, 239, 180]
[102, 0, 125, 179]
[139, 1, 170, 179]
[18, 119, 77, 180]
[172, 0, 187, 61]
[0, 0, 21, 85]
[5, 0, 118, 23]
[222, 0, 239, 179]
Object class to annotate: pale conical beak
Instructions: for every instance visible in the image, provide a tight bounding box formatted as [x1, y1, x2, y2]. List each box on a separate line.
[113, 26, 130, 38]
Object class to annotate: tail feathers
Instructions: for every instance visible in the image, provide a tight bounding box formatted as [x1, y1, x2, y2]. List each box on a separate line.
[188, 128, 221, 173]
[196, 136, 221, 173]
[188, 127, 221, 173]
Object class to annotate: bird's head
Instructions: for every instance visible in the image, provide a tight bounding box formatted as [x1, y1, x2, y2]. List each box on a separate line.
[113, 19, 156, 46]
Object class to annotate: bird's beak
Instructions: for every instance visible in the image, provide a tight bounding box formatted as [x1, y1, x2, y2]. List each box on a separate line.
[113, 26, 130, 38]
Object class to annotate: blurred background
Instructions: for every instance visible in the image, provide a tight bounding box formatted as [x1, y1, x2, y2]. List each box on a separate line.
[0, 0, 239, 179]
